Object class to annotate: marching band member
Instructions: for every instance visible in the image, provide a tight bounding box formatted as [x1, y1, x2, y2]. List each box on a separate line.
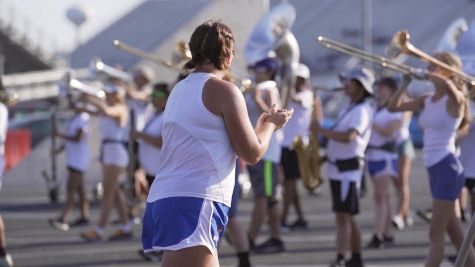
[141, 20, 292, 267]
[80, 79, 132, 242]
[126, 66, 155, 131]
[388, 51, 475, 267]
[365, 77, 403, 249]
[280, 63, 316, 231]
[0, 78, 12, 267]
[132, 82, 168, 188]
[460, 94, 475, 213]
[246, 57, 286, 253]
[49, 98, 91, 231]
[313, 67, 374, 267]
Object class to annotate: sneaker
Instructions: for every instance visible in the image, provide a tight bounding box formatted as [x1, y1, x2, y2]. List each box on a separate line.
[255, 238, 285, 254]
[366, 234, 384, 249]
[0, 254, 13, 267]
[416, 209, 432, 223]
[108, 229, 133, 241]
[129, 216, 142, 225]
[48, 218, 69, 231]
[289, 219, 308, 230]
[392, 215, 405, 230]
[138, 249, 162, 262]
[404, 215, 414, 227]
[280, 222, 290, 233]
[345, 257, 365, 267]
[70, 217, 90, 227]
[329, 258, 345, 267]
[80, 229, 104, 242]
[248, 238, 256, 253]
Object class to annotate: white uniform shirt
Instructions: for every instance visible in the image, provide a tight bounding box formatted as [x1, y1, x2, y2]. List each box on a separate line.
[138, 113, 163, 176]
[366, 107, 402, 161]
[245, 81, 282, 163]
[148, 73, 236, 206]
[460, 100, 475, 178]
[65, 112, 90, 172]
[127, 85, 152, 131]
[281, 90, 313, 148]
[326, 101, 373, 182]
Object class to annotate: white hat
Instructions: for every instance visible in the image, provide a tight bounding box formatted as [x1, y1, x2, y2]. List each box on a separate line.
[133, 65, 155, 82]
[295, 63, 310, 79]
[339, 67, 375, 95]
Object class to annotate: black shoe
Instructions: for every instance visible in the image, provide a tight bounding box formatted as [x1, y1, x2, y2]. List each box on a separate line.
[289, 219, 308, 230]
[138, 249, 162, 262]
[345, 257, 364, 267]
[255, 238, 285, 254]
[248, 238, 256, 253]
[48, 218, 69, 231]
[329, 258, 345, 267]
[366, 234, 384, 249]
[70, 217, 90, 227]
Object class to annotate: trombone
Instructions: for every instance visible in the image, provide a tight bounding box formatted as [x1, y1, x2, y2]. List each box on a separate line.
[316, 36, 426, 79]
[389, 30, 475, 86]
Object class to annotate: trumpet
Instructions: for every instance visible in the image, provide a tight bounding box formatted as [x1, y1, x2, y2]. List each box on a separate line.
[388, 30, 475, 86]
[316, 36, 427, 79]
[90, 58, 132, 82]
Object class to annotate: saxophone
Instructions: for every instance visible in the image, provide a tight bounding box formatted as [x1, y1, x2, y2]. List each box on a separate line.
[293, 133, 324, 192]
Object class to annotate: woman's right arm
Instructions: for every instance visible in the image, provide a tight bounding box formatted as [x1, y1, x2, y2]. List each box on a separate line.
[208, 80, 292, 164]
[387, 75, 425, 113]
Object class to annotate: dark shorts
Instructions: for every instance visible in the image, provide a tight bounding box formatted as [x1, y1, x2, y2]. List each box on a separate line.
[67, 166, 84, 175]
[330, 180, 359, 215]
[398, 139, 415, 159]
[248, 160, 278, 198]
[428, 153, 465, 201]
[465, 178, 475, 193]
[281, 147, 300, 180]
[228, 161, 241, 218]
[145, 173, 155, 189]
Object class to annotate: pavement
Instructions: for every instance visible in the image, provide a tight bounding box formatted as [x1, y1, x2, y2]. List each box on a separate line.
[0, 137, 460, 266]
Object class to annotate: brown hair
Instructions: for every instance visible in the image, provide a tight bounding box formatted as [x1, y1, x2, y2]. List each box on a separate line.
[184, 20, 235, 71]
[435, 51, 472, 134]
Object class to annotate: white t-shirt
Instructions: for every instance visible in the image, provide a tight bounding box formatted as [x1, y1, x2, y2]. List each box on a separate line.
[460, 100, 475, 178]
[148, 73, 236, 207]
[366, 107, 402, 161]
[138, 112, 163, 176]
[127, 85, 152, 131]
[326, 101, 373, 182]
[245, 81, 282, 163]
[65, 112, 90, 172]
[281, 90, 313, 148]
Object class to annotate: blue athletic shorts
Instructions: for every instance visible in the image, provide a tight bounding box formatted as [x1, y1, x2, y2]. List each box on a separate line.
[427, 153, 465, 201]
[367, 159, 398, 178]
[142, 197, 229, 255]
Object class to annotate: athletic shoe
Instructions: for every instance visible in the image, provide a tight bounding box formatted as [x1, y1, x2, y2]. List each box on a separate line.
[0, 254, 13, 267]
[48, 218, 70, 231]
[70, 217, 90, 227]
[80, 229, 104, 242]
[404, 215, 414, 227]
[366, 233, 384, 249]
[345, 257, 365, 267]
[329, 258, 345, 267]
[108, 229, 133, 241]
[416, 209, 432, 223]
[392, 215, 405, 230]
[138, 249, 162, 262]
[289, 219, 308, 230]
[255, 238, 285, 254]
[280, 222, 290, 233]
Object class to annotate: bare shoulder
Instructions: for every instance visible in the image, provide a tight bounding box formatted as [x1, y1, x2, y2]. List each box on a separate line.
[205, 77, 242, 101]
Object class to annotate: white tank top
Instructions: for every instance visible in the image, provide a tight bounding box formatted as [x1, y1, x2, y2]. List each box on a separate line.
[147, 72, 236, 206]
[100, 116, 127, 141]
[65, 112, 90, 171]
[419, 94, 462, 167]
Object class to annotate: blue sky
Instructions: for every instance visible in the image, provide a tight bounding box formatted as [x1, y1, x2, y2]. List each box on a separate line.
[0, 0, 144, 53]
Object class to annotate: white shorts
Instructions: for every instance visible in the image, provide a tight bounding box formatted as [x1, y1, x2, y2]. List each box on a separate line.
[100, 143, 129, 168]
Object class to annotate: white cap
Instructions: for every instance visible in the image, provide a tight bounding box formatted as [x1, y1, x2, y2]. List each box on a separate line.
[133, 65, 155, 82]
[295, 63, 310, 79]
[339, 67, 375, 95]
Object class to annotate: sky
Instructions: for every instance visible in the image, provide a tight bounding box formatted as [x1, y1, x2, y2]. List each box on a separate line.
[0, 0, 144, 54]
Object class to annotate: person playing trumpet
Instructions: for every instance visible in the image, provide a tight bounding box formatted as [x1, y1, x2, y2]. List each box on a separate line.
[388, 51, 475, 267]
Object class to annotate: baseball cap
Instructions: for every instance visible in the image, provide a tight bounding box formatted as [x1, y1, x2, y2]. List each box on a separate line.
[339, 67, 375, 95]
[249, 57, 280, 73]
[295, 63, 310, 79]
